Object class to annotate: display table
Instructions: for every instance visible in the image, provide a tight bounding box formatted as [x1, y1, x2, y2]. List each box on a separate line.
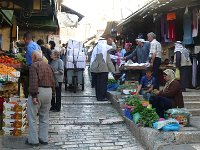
[121, 65, 146, 81]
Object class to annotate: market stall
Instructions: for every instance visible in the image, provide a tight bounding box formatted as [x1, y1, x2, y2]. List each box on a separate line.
[0, 51, 27, 135]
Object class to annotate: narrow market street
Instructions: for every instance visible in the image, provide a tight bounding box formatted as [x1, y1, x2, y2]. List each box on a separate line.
[0, 66, 144, 150]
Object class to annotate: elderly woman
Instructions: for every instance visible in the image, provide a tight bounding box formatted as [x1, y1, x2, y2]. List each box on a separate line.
[50, 50, 64, 112]
[150, 69, 184, 118]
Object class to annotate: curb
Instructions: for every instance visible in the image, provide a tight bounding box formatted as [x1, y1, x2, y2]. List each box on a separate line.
[107, 91, 200, 150]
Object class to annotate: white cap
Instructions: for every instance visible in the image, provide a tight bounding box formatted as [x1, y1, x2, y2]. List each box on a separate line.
[136, 38, 146, 43]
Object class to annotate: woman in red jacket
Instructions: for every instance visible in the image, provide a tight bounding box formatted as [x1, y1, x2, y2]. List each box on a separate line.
[150, 69, 184, 118]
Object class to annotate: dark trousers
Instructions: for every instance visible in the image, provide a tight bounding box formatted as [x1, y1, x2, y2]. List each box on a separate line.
[153, 57, 161, 89]
[197, 64, 200, 87]
[91, 72, 95, 88]
[150, 96, 172, 118]
[51, 82, 62, 111]
[93, 72, 108, 101]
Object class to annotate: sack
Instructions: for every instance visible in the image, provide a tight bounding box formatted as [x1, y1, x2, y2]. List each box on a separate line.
[175, 68, 180, 80]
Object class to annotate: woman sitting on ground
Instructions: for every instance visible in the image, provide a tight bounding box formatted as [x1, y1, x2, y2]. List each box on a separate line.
[150, 69, 184, 118]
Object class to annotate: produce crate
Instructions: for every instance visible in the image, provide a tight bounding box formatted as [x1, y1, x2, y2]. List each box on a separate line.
[2, 117, 26, 128]
[2, 124, 26, 136]
[3, 110, 26, 119]
[3, 99, 27, 112]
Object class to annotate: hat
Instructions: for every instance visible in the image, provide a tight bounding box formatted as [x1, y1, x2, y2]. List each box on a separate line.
[136, 38, 145, 43]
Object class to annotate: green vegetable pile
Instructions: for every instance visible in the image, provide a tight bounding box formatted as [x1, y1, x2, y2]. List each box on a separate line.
[107, 79, 118, 84]
[137, 108, 159, 127]
[15, 53, 26, 63]
[125, 95, 159, 127]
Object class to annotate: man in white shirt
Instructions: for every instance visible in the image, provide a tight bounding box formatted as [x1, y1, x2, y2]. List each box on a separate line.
[147, 32, 162, 89]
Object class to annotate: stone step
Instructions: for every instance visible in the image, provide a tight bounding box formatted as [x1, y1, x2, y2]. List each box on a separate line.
[183, 92, 200, 100]
[188, 109, 200, 116]
[184, 101, 200, 109]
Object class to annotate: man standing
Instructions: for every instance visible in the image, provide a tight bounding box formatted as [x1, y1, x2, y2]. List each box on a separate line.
[24, 32, 41, 65]
[147, 32, 162, 89]
[123, 38, 150, 63]
[26, 51, 55, 146]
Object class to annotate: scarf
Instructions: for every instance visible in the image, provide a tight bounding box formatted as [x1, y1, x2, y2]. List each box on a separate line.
[163, 69, 176, 91]
[90, 40, 112, 66]
[174, 43, 190, 61]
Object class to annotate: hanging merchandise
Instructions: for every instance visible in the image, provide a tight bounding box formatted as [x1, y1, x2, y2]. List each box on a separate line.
[167, 12, 176, 21]
[183, 7, 193, 45]
[166, 12, 176, 42]
[192, 8, 199, 37]
[168, 20, 176, 42]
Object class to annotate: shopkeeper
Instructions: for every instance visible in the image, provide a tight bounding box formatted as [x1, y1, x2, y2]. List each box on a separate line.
[24, 32, 41, 65]
[23, 32, 41, 98]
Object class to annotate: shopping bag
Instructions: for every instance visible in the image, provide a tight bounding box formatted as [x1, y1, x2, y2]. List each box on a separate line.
[175, 68, 180, 80]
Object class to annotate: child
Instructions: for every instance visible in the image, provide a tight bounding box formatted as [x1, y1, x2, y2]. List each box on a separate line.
[136, 67, 156, 100]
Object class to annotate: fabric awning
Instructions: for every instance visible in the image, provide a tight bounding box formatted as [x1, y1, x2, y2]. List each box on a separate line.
[61, 4, 84, 22]
[0, 10, 14, 26]
[117, 0, 200, 28]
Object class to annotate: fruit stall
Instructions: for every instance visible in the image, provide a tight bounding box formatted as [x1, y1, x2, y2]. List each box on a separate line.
[0, 52, 27, 136]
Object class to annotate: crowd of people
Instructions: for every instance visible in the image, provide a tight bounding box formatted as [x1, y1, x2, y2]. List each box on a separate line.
[89, 32, 194, 119]
[22, 30, 196, 145]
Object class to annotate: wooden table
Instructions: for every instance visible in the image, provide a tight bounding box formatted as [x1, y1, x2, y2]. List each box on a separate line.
[121, 65, 146, 81]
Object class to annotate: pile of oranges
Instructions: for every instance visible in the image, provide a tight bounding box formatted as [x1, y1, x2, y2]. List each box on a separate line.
[0, 64, 16, 76]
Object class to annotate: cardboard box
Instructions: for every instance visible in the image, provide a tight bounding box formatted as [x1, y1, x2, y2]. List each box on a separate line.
[2, 125, 26, 136]
[3, 117, 26, 128]
[3, 98, 27, 112]
[3, 110, 26, 119]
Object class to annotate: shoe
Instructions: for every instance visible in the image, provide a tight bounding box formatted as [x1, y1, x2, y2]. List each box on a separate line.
[196, 87, 200, 90]
[25, 139, 39, 146]
[39, 139, 48, 145]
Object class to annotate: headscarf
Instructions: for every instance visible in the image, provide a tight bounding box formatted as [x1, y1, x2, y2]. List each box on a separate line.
[163, 69, 176, 91]
[90, 39, 112, 66]
[174, 41, 190, 61]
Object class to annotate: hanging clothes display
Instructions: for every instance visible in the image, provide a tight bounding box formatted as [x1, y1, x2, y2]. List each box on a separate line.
[183, 7, 193, 45]
[167, 12, 176, 42]
[192, 8, 199, 37]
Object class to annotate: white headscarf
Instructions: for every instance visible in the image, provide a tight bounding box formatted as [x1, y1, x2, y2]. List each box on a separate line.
[174, 42, 190, 61]
[163, 69, 176, 91]
[90, 40, 112, 66]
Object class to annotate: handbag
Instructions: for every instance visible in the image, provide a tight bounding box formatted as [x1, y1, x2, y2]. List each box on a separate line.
[175, 68, 180, 80]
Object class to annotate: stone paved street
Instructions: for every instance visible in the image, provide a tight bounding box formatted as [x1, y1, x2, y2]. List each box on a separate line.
[0, 67, 144, 150]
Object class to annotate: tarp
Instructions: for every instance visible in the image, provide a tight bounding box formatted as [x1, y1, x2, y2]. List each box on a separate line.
[0, 10, 14, 26]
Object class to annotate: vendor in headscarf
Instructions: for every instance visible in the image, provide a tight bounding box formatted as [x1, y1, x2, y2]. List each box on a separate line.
[174, 41, 192, 91]
[150, 69, 184, 118]
[90, 39, 115, 101]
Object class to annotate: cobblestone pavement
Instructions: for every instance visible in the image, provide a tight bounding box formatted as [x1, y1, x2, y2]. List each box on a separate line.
[0, 67, 144, 150]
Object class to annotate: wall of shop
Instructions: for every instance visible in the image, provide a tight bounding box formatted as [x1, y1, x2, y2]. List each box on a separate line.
[18, 30, 57, 44]
[0, 26, 11, 51]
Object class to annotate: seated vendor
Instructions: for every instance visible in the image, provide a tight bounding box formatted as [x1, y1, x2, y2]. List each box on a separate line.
[136, 67, 156, 100]
[150, 69, 184, 118]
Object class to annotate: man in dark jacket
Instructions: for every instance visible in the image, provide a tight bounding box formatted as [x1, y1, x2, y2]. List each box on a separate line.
[37, 39, 52, 63]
